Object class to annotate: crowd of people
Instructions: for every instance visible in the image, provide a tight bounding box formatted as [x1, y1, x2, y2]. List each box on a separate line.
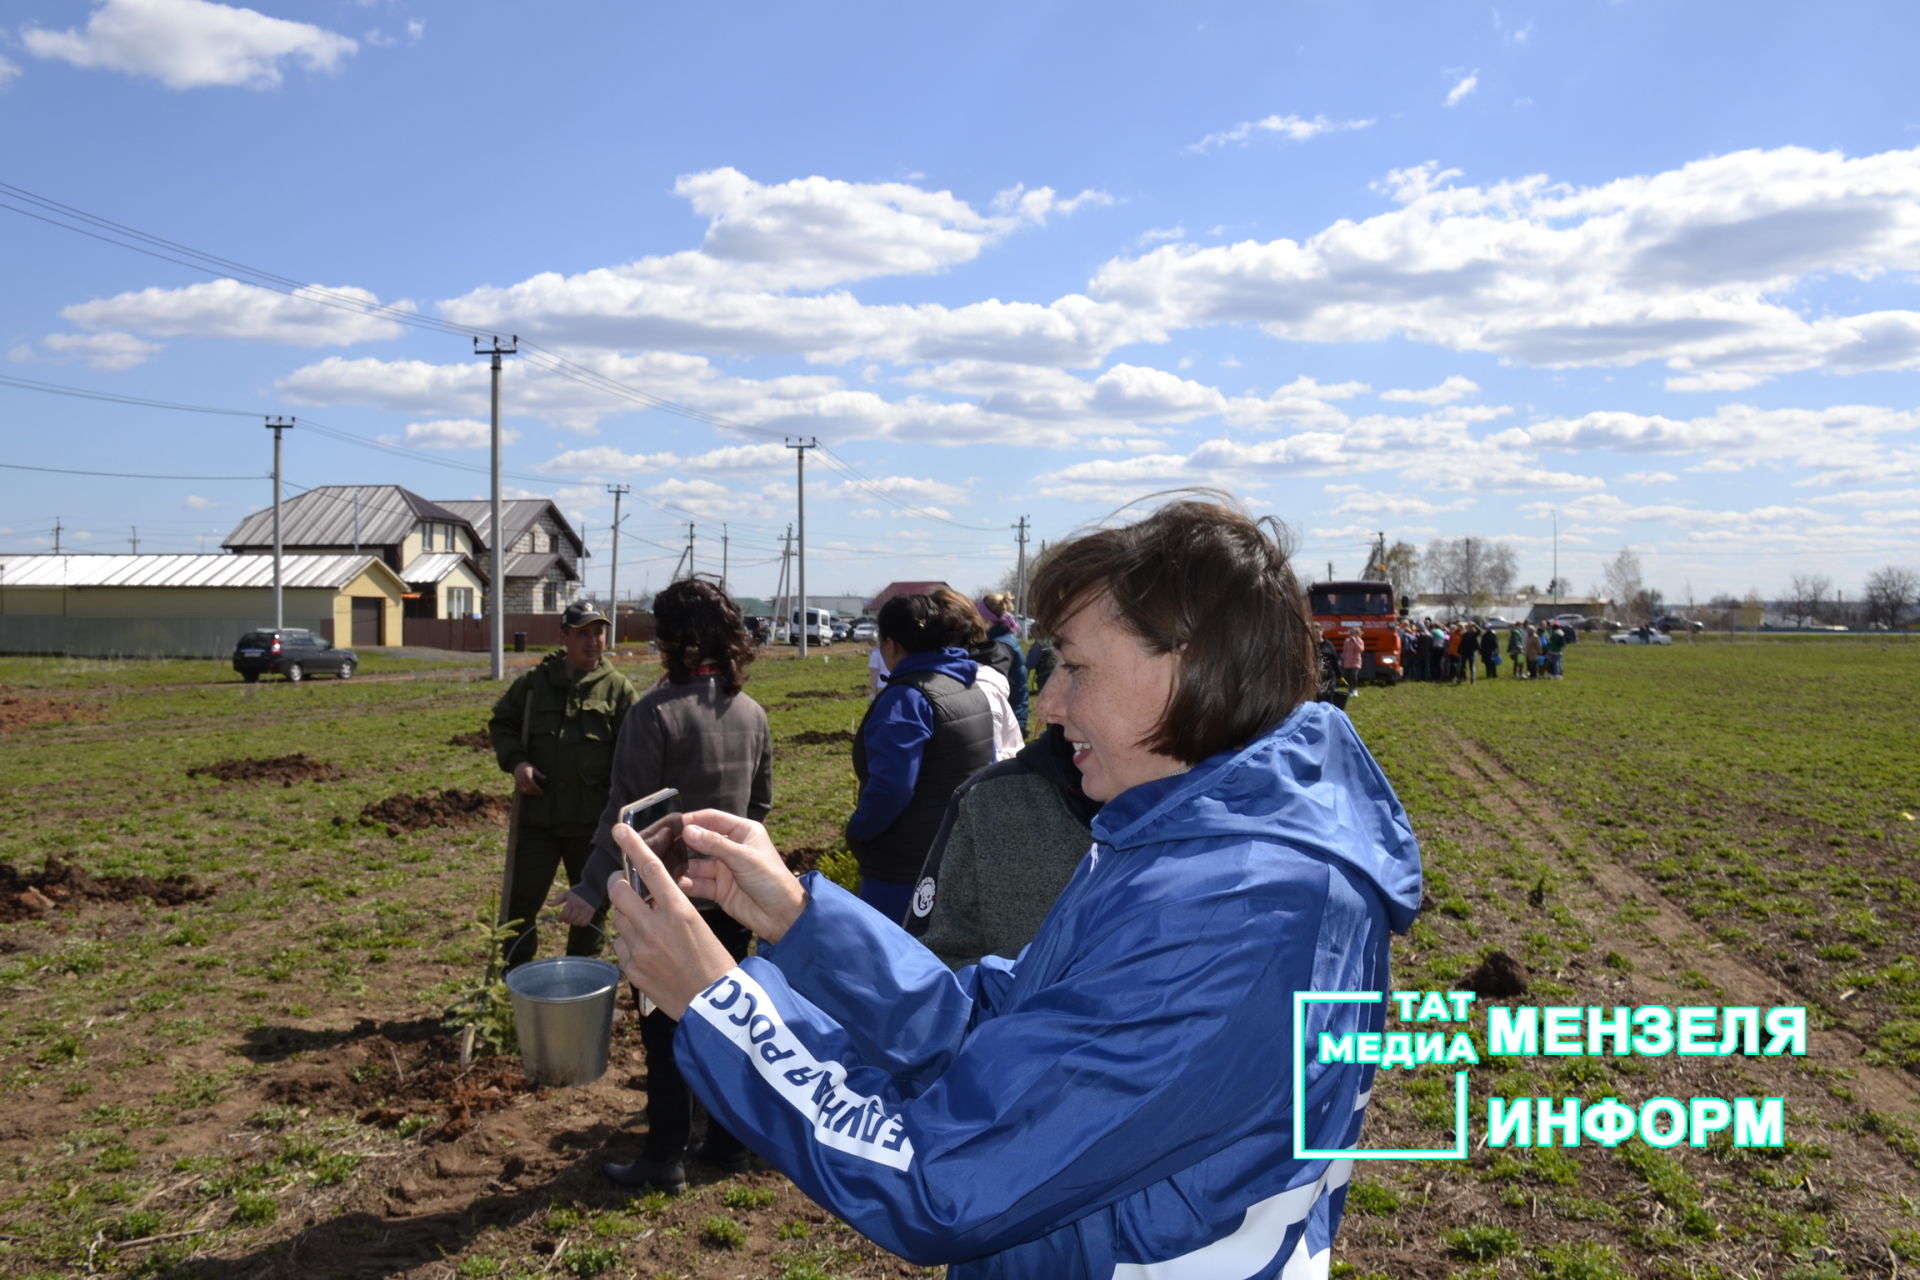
[485, 497, 1423, 1278]
[1396, 617, 1580, 683]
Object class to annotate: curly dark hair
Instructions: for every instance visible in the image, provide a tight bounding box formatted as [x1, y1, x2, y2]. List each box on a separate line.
[650, 576, 756, 693]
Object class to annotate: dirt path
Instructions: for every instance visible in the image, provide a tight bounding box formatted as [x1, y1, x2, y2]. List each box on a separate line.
[1442, 726, 1920, 1131]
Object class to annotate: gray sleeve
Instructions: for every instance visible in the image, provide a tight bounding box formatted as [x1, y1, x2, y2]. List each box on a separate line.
[909, 787, 987, 971]
[576, 700, 663, 910]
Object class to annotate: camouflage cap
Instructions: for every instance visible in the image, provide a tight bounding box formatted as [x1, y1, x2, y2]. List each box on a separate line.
[561, 601, 611, 630]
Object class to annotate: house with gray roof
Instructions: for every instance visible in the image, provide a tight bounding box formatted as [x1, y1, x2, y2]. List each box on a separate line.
[432, 499, 585, 615]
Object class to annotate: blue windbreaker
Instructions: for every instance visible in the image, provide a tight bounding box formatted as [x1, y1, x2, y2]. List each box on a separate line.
[675, 700, 1422, 1278]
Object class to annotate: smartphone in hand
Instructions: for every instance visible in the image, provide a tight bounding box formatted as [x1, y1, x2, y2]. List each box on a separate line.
[617, 788, 682, 899]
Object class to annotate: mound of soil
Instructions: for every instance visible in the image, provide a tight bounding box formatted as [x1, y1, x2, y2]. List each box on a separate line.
[0, 690, 102, 732]
[788, 728, 855, 746]
[783, 846, 830, 876]
[446, 731, 492, 752]
[187, 753, 341, 784]
[360, 789, 509, 835]
[269, 1033, 535, 1143]
[1461, 948, 1530, 998]
[0, 856, 216, 922]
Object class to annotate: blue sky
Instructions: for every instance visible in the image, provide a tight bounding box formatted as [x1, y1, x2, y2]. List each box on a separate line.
[4, 0, 1918, 607]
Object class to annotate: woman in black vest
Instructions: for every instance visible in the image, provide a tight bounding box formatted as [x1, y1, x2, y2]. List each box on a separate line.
[846, 593, 995, 921]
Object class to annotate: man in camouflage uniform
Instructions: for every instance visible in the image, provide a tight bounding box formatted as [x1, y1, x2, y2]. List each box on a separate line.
[489, 601, 638, 969]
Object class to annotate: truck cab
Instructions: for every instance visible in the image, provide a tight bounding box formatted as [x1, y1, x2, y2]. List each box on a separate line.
[1308, 581, 1402, 685]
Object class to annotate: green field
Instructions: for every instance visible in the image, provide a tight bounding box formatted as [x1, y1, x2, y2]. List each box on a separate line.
[0, 638, 1916, 1278]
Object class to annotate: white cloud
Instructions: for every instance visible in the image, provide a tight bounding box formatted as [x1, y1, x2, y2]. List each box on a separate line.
[396, 419, 516, 450]
[1137, 225, 1186, 247]
[0, 53, 21, 89]
[183, 494, 216, 510]
[1524, 404, 1920, 487]
[1188, 113, 1375, 153]
[438, 169, 1155, 367]
[65, 280, 411, 346]
[1089, 363, 1227, 421]
[12, 330, 164, 370]
[1808, 487, 1920, 506]
[1621, 471, 1678, 486]
[22, 0, 356, 90]
[1329, 489, 1474, 517]
[991, 183, 1115, 225]
[1445, 71, 1480, 108]
[1380, 375, 1479, 405]
[1091, 145, 1920, 384]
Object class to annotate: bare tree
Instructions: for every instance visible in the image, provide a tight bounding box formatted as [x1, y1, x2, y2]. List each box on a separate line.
[1377, 540, 1422, 605]
[1705, 593, 1743, 631]
[1781, 573, 1833, 628]
[1424, 537, 1511, 616]
[1482, 543, 1519, 599]
[1601, 548, 1646, 623]
[1863, 565, 1919, 629]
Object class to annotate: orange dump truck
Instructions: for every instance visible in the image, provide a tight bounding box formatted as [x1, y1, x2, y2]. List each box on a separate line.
[1308, 580, 1402, 685]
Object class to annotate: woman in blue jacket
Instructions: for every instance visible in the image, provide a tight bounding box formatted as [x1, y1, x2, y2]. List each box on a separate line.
[845, 593, 995, 920]
[607, 497, 1423, 1280]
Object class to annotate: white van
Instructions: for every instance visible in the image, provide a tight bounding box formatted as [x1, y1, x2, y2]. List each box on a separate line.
[791, 607, 834, 644]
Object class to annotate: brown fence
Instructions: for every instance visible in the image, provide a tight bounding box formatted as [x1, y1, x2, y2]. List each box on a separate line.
[401, 612, 656, 652]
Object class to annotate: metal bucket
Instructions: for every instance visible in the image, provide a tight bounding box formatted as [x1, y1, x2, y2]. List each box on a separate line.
[503, 956, 620, 1087]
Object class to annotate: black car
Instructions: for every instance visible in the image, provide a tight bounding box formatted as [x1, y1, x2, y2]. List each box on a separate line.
[232, 628, 357, 682]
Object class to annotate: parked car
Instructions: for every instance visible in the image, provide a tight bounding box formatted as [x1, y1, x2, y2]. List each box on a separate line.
[831, 619, 852, 641]
[1609, 626, 1672, 646]
[851, 618, 878, 642]
[1654, 614, 1705, 633]
[232, 628, 357, 682]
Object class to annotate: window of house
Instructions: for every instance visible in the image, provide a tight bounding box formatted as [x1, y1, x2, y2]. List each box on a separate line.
[448, 586, 474, 617]
[421, 523, 435, 551]
[542, 580, 557, 612]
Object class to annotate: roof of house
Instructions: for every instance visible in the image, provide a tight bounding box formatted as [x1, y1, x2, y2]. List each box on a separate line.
[867, 580, 952, 608]
[0, 553, 405, 591]
[225, 485, 472, 551]
[504, 550, 577, 581]
[433, 499, 583, 558]
[400, 552, 486, 585]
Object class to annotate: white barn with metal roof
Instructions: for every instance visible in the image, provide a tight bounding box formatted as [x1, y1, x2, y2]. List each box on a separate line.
[0, 553, 406, 656]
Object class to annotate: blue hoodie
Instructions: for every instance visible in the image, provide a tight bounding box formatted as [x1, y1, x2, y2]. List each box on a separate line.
[675, 699, 1422, 1279]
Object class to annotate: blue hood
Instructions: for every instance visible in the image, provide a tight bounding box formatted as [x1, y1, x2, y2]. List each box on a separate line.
[1092, 699, 1423, 933]
[884, 645, 978, 687]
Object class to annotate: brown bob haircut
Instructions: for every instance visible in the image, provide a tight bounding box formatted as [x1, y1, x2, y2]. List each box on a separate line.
[1028, 493, 1317, 764]
[651, 576, 756, 694]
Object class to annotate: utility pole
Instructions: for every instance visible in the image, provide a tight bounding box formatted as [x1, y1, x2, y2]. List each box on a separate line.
[770, 525, 792, 641]
[787, 437, 817, 657]
[475, 336, 517, 681]
[128, 526, 139, 554]
[51, 518, 62, 555]
[721, 523, 730, 595]
[1013, 515, 1029, 622]
[605, 484, 629, 645]
[685, 522, 697, 580]
[1552, 511, 1559, 610]
[265, 416, 293, 629]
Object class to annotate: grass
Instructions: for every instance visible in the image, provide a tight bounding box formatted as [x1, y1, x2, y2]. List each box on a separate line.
[2, 640, 1918, 1277]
